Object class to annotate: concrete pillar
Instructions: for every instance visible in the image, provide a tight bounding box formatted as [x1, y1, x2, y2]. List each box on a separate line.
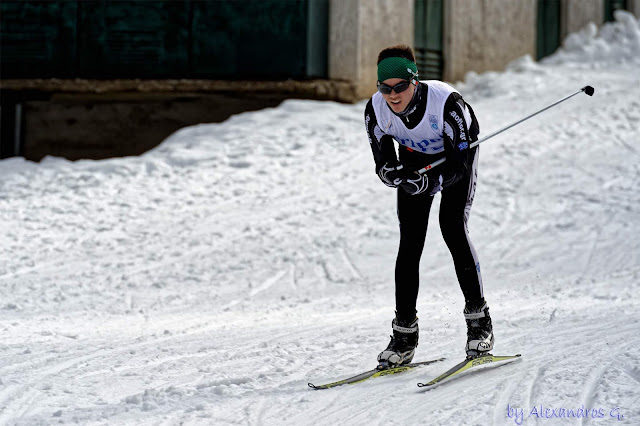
[561, 0, 604, 40]
[443, 0, 536, 84]
[628, 0, 640, 18]
[329, 0, 414, 100]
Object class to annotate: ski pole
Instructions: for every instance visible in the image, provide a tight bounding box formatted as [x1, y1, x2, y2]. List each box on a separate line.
[417, 85, 595, 175]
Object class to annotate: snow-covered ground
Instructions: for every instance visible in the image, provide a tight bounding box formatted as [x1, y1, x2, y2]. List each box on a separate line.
[1, 11, 639, 426]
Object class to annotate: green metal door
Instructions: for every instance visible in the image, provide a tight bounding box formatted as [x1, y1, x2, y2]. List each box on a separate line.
[604, 0, 628, 21]
[0, 1, 78, 78]
[77, 1, 191, 78]
[191, 1, 307, 79]
[0, 0, 328, 79]
[536, 0, 561, 60]
[414, 0, 443, 80]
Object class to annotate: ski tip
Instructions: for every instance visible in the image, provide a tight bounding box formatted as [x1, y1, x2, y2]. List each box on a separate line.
[418, 380, 442, 389]
[582, 85, 595, 96]
[309, 383, 329, 390]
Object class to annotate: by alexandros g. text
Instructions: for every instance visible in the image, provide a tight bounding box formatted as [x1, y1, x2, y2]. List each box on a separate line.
[507, 404, 624, 425]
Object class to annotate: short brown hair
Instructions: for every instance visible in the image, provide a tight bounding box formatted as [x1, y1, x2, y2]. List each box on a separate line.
[377, 44, 416, 65]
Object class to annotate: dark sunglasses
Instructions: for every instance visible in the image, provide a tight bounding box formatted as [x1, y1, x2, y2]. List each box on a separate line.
[377, 80, 411, 95]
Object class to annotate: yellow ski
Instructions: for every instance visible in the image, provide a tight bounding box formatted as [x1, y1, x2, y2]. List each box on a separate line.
[308, 358, 445, 390]
[417, 354, 521, 388]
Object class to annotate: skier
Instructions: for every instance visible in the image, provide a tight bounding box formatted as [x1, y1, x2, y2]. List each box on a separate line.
[364, 45, 494, 367]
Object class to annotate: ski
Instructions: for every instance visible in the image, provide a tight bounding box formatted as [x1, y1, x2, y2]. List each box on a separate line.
[308, 358, 445, 390]
[416, 354, 521, 388]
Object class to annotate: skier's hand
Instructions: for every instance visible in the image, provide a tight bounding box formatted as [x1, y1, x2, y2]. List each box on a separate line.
[400, 172, 443, 196]
[377, 161, 405, 188]
[430, 174, 444, 195]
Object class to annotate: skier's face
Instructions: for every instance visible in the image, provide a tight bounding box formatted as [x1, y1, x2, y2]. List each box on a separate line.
[380, 78, 415, 113]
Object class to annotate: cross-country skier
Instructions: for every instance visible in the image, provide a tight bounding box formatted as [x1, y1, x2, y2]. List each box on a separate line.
[364, 44, 494, 367]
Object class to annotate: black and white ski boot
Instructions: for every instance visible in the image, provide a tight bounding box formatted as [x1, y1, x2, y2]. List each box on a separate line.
[377, 315, 419, 368]
[464, 299, 494, 358]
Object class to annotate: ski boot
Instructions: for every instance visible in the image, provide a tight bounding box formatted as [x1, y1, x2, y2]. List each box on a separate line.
[464, 299, 494, 358]
[377, 315, 419, 368]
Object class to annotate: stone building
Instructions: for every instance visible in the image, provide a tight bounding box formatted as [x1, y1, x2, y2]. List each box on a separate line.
[1, 0, 638, 160]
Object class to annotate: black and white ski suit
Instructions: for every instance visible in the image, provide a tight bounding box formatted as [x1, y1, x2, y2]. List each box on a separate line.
[364, 80, 484, 321]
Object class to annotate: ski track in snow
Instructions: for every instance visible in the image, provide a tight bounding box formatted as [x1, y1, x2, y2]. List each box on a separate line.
[1, 12, 640, 426]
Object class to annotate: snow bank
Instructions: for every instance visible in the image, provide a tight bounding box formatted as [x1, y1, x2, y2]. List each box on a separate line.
[544, 11, 640, 66]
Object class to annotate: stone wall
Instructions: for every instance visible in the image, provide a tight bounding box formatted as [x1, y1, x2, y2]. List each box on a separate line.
[329, 0, 414, 99]
[630, 0, 640, 17]
[562, 0, 603, 39]
[443, 0, 537, 83]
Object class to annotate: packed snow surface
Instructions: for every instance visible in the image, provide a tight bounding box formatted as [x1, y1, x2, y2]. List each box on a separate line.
[1, 11, 639, 426]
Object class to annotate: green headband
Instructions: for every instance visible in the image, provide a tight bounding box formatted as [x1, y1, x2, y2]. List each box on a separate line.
[377, 57, 419, 83]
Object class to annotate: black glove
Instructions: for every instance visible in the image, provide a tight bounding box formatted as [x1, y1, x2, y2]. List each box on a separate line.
[399, 172, 444, 196]
[377, 162, 405, 188]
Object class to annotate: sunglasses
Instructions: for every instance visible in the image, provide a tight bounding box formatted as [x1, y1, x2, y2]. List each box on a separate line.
[377, 80, 411, 95]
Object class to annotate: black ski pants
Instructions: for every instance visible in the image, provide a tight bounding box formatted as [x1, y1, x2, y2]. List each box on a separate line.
[395, 150, 483, 320]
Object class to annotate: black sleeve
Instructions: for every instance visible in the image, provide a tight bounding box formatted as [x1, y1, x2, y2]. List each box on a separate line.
[365, 99, 398, 173]
[439, 93, 479, 188]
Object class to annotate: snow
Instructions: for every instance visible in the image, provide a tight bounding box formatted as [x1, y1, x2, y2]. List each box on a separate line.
[1, 11, 639, 425]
